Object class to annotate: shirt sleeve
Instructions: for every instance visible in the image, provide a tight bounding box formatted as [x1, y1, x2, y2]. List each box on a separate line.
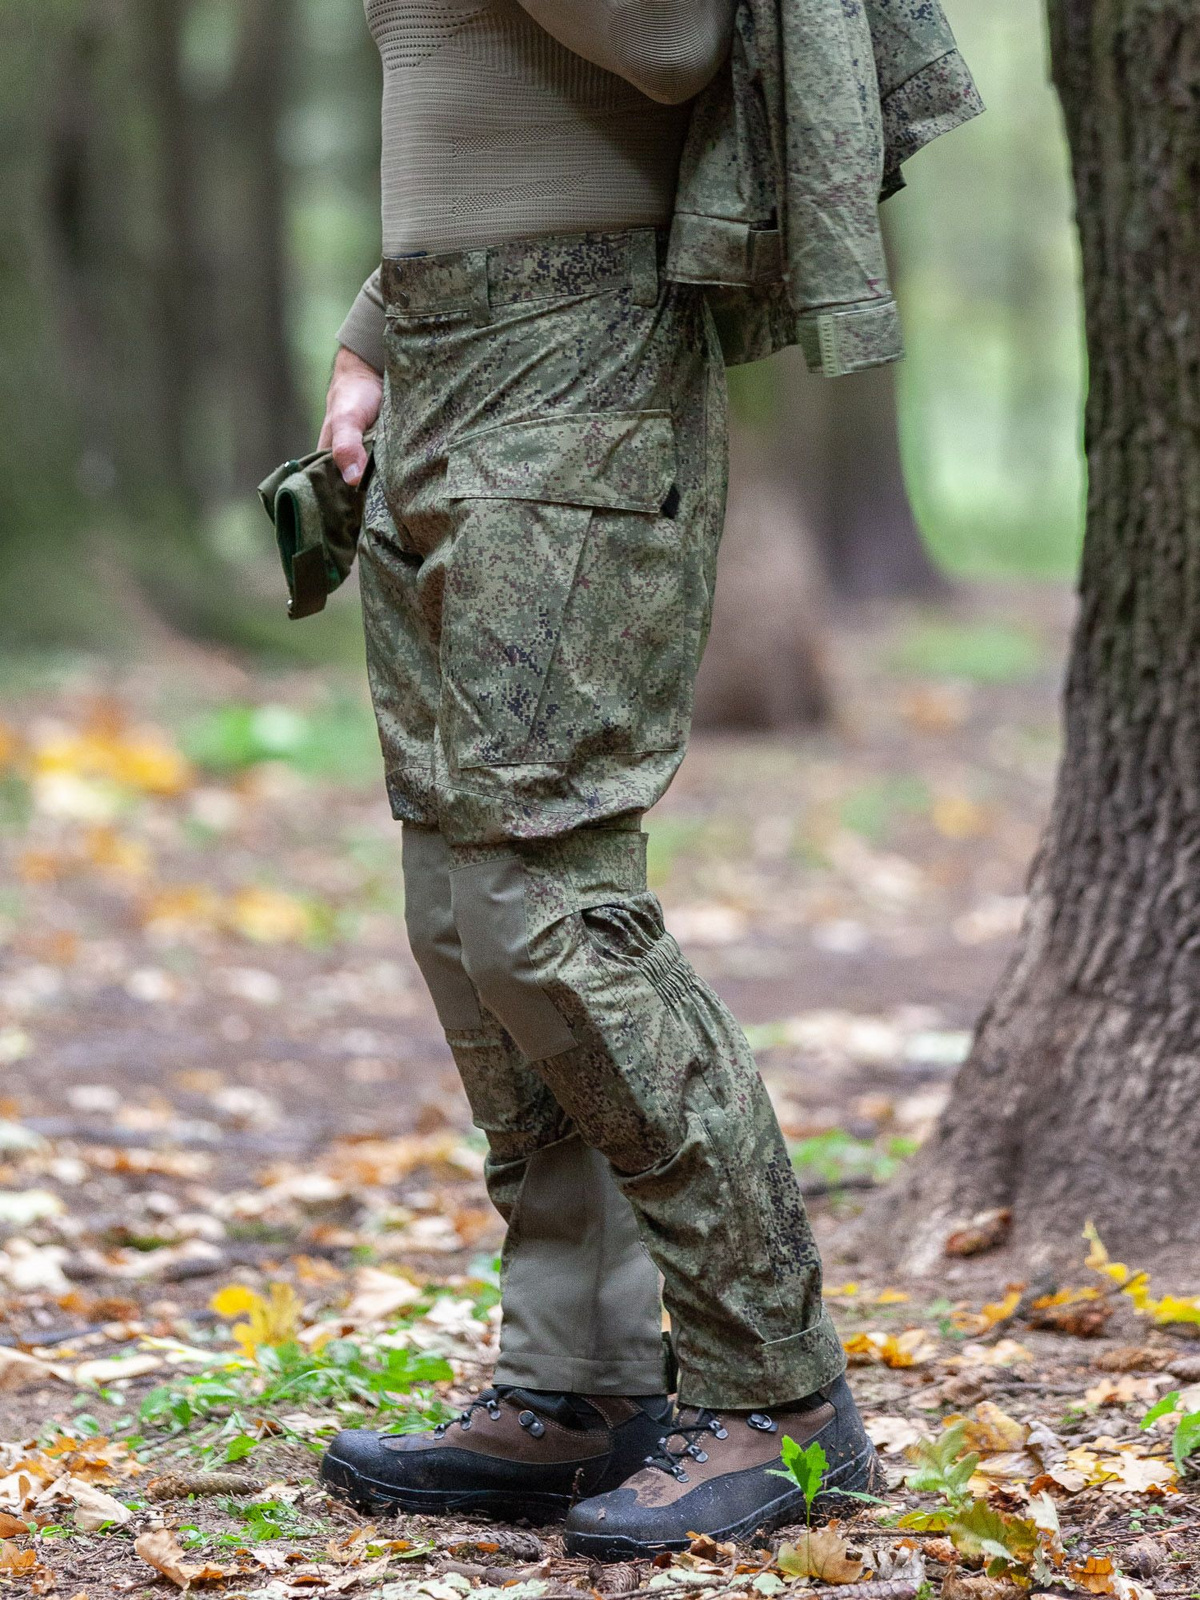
[515, 0, 736, 105]
[336, 268, 387, 375]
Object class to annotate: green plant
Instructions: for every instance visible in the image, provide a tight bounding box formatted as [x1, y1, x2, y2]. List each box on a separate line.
[769, 1437, 828, 1525]
[1142, 1391, 1200, 1474]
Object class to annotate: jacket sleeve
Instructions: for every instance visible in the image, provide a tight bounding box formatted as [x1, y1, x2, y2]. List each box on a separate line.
[336, 268, 386, 376]
[515, 0, 735, 105]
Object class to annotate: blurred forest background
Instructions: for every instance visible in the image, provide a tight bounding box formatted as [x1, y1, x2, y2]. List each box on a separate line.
[1, 0, 1084, 658]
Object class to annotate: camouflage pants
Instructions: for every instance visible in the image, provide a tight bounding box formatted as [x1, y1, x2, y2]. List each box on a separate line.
[360, 229, 844, 1408]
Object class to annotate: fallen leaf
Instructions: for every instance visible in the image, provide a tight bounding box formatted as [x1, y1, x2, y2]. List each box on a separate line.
[135, 1528, 238, 1590]
[951, 1289, 1023, 1336]
[0, 1350, 67, 1393]
[945, 1209, 1013, 1258]
[341, 1266, 424, 1326]
[0, 1542, 39, 1575]
[777, 1525, 865, 1584]
[866, 1416, 926, 1455]
[962, 1403, 1029, 1454]
[37, 1477, 131, 1532]
[1094, 1347, 1170, 1373]
[1085, 1375, 1163, 1408]
[71, 1354, 164, 1387]
[1027, 1287, 1113, 1338]
[0, 1514, 29, 1539]
[843, 1329, 938, 1368]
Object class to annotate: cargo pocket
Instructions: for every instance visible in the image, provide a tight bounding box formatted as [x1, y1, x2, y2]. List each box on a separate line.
[441, 411, 685, 770]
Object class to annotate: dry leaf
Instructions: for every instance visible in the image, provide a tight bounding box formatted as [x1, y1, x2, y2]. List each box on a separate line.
[0, 1542, 39, 1575]
[39, 1476, 131, 1532]
[340, 1266, 424, 1326]
[866, 1416, 925, 1455]
[135, 1528, 237, 1590]
[1094, 1347, 1170, 1373]
[945, 1209, 1013, 1258]
[951, 1289, 1023, 1337]
[71, 1354, 164, 1387]
[1085, 1375, 1162, 1407]
[0, 1350, 66, 1393]
[1026, 1287, 1113, 1338]
[843, 1329, 938, 1368]
[0, 1514, 29, 1539]
[963, 1403, 1029, 1454]
[777, 1524, 866, 1584]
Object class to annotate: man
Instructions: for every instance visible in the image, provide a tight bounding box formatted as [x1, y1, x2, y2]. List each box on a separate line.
[316, 0, 974, 1559]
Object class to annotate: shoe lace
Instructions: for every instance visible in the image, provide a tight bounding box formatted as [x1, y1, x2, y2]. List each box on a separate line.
[432, 1387, 506, 1437]
[644, 1407, 730, 1482]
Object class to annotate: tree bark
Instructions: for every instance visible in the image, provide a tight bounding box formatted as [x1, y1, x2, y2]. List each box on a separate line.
[887, 0, 1200, 1276]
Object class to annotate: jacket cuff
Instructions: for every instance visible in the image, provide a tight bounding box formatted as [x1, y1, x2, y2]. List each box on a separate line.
[795, 298, 904, 376]
[336, 269, 386, 375]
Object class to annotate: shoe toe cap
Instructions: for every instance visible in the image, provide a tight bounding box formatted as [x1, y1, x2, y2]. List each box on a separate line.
[322, 1429, 394, 1485]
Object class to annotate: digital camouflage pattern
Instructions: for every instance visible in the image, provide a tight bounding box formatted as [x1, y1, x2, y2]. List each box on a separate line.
[360, 228, 726, 847]
[667, 0, 984, 372]
[368, 230, 845, 1406]
[258, 442, 373, 618]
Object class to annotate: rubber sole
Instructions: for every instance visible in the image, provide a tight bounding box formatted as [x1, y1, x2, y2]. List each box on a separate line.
[562, 1442, 882, 1562]
[320, 1451, 573, 1523]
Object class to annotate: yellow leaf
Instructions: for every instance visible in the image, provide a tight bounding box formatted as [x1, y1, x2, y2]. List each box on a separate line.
[825, 1282, 860, 1298]
[210, 1285, 261, 1319]
[963, 1403, 1029, 1455]
[952, 1287, 1023, 1336]
[874, 1288, 911, 1304]
[844, 1329, 938, 1368]
[1072, 1557, 1118, 1594]
[227, 886, 314, 944]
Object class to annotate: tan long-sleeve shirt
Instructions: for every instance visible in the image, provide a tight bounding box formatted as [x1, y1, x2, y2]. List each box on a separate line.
[337, 0, 735, 372]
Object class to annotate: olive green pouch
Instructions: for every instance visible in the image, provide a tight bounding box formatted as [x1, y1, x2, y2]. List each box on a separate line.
[256, 436, 375, 619]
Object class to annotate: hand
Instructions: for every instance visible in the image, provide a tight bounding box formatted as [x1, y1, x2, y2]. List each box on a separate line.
[319, 346, 384, 486]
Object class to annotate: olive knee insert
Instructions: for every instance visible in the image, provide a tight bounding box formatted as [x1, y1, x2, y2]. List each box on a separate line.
[450, 854, 576, 1061]
[493, 1133, 667, 1395]
[401, 824, 484, 1030]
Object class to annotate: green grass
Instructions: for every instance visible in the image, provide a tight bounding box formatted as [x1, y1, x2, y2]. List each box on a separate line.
[180, 695, 383, 784]
[888, 619, 1045, 683]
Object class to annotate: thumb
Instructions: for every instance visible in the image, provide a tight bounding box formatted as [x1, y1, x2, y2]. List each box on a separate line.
[331, 425, 368, 487]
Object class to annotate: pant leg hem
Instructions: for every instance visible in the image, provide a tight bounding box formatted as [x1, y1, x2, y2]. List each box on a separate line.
[677, 1309, 847, 1410]
[493, 1351, 669, 1395]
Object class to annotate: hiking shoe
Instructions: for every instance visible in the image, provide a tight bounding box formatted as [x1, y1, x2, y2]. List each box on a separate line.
[562, 1376, 883, 1560]
[321, 1386, 673, 1521]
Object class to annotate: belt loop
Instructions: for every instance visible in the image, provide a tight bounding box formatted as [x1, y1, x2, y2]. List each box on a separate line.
[629, 229, 659, 308]
[465, 249, 492, 326]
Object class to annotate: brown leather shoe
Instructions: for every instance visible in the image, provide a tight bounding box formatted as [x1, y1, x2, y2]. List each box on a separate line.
[563, 1376, 884, 1560]
[321, 1386, 672, 1521]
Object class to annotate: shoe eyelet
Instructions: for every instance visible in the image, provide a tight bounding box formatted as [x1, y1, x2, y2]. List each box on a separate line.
[459, 1418, 472, 1431]
[748, 1413, 777, 1433]
[694, 1450, 708, 1463]
[518, 1410, 545, 1438]
[674, 1469, 689, 1483]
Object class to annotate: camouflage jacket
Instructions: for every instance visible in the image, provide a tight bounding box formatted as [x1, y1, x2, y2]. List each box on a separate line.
[665, 0, 984, 374]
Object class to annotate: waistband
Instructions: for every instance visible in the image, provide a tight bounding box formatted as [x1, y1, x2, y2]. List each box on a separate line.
[380, 228, 667, 323]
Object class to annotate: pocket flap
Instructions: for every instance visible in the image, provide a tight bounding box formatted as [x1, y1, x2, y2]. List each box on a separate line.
[446, 411, 676, 514]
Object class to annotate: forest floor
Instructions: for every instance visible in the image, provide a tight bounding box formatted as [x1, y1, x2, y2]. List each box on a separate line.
[1, 581, 1198, 1600]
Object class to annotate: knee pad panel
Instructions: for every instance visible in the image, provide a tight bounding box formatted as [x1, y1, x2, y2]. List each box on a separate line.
[450, 854, 576, 1061]
[401, 826, 484, 1030]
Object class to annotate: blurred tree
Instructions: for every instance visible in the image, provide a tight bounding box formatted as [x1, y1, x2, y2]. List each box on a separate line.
[1, 0, 310, 647]
[889, 0, 1200, 1272]
[776, 353, 948, 602]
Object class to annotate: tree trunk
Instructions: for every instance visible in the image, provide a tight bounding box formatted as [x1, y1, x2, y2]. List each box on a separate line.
[886, 0, 1200, 1277]
[776, 352, 949, 602]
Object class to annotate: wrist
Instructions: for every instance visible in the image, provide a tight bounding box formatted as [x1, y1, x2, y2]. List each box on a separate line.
[334, 344, 382, 382]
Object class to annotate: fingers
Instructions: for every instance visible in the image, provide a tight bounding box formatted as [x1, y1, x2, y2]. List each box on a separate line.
[331, 424, 369, 487]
